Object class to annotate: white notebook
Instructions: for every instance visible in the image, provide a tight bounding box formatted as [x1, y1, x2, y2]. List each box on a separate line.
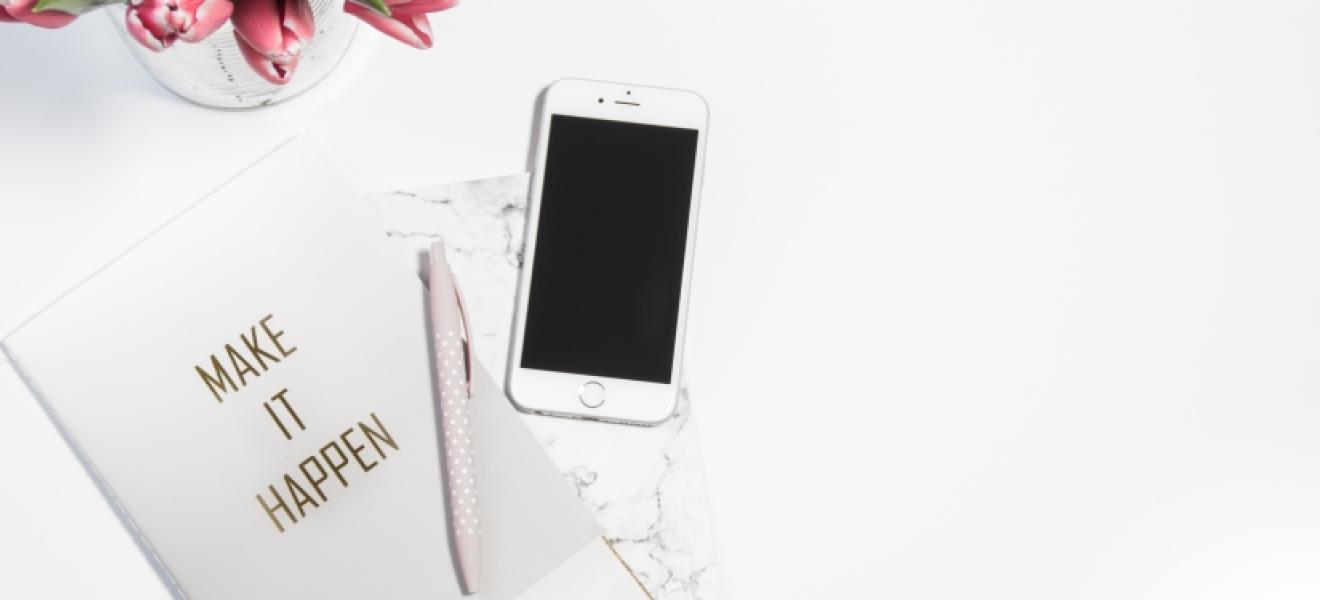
[1, 136, 647, 600]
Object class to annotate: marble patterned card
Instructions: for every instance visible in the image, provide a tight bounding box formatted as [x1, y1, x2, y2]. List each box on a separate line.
[367, 175, 721, 600]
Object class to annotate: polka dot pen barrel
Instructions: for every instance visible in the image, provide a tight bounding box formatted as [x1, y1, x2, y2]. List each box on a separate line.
[428, 241, 481, 594]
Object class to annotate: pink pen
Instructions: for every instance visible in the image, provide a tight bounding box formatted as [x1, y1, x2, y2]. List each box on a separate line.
[429, 241, 481, 594]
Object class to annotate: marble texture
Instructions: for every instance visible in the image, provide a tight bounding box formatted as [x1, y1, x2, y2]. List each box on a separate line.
[367, 175, 720, 600]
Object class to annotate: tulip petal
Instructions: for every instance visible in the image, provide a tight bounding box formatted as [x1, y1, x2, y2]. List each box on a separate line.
[233, 0, 311, 70]
[139, 0, 176, 41]
[230, 0, 284, 57]
[386, 0, 454, 13]
[345, 0, 431, 49]
[3, 0, 75, 27]
[176, 0, 231, 42]
[167, 8, 189, 32]
[0, 9, 17, 21]
[282, 0, 313, 47]
[125, 7, 168, 50]
[17, 8, 74, 26]
[235, 29, 298, 84]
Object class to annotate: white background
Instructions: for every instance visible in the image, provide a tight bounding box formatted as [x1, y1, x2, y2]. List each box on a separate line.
[3, 1, 1320, 598]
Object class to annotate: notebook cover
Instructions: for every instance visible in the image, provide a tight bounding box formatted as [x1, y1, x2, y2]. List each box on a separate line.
[1, 136, 620, 599]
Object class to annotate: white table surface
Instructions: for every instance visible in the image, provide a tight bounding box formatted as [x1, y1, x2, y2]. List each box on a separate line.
[4, 2, 1320, 598]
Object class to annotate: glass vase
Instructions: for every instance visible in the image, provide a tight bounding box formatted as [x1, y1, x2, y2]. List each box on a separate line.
[106, 0, 358, 109]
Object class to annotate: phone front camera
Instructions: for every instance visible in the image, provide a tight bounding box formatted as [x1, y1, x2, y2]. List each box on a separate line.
[598, 98, 603, 103]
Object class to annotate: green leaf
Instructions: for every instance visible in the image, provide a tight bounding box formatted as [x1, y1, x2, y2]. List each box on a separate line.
[350, 0, 390, 17]
[32, 0, 118, 14]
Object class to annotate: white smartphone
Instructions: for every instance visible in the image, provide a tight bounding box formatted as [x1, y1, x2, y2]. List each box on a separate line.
[507, 79, 708, 425]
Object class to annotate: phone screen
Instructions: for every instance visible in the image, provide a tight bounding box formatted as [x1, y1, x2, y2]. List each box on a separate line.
[520, 114, 700, 384]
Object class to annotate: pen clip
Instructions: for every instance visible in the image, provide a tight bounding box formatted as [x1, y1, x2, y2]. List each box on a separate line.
[451, 275, 475, 398]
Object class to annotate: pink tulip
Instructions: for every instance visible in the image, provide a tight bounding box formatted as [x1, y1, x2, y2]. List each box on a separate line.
[344, 0, 456, 49]
[231, 0, 314, 85]
[124, 0, 233, 51]
[0, 0, 78, 28]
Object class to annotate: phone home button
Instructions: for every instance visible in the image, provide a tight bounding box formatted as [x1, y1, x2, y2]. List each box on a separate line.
[579, 381, 605, 408]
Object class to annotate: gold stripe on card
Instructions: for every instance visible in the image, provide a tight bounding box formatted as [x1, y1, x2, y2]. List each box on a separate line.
[603, 537, 655, 600]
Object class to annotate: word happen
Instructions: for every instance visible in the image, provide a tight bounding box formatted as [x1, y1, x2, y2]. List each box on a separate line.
[255, 412, 399, 533]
